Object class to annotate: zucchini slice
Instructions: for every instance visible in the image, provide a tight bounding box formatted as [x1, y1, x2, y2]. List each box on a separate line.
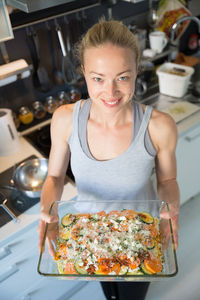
[127, 269, 143, 275]
[60, 228, 71, 240]
[74, 258, 88, 275]
[57, 260, 65, 274]
[140, 263, 153, 275]
[138, 212, 154, 224]
[61, 214, 75, 227]
[119, 265, 128, 275]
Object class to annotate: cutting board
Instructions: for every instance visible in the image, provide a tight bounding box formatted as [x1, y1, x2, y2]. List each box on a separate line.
[161, 101, 200, 123]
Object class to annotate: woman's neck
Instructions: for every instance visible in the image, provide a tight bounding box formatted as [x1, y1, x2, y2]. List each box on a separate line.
[89, 101, 133, 128]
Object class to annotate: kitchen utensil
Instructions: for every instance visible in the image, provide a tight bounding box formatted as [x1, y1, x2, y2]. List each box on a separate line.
[56, 21, 77, 85]
[0, 108, 20, 156]
[0, 158, 48, 198]
[46, 22, 64, 86]
[0, 192, 19, 222]
[38, 199, 178, 281]
[26, 27, 51, 92]
[63, 16, 82, 83]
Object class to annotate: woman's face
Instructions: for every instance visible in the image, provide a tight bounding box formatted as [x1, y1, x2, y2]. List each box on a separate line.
[82, 43, 137, 112]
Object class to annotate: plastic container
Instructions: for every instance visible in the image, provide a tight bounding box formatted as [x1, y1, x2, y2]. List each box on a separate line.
[38, 199, 178, 281]
[156, 62, 194, 98]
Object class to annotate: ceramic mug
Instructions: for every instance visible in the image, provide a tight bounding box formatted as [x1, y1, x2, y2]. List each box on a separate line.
[149, 31, 168, 54]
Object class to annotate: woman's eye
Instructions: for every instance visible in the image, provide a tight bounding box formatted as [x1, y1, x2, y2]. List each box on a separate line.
[93, 77, 102, 82]
[119, 76, 129, 81]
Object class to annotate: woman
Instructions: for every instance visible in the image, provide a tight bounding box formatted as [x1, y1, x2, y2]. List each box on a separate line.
[38, 19, 180, 300]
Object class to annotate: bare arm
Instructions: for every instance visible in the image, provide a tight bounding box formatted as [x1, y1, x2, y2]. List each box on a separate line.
[150, 111, 180, 249]
[38, 104, 74, 255]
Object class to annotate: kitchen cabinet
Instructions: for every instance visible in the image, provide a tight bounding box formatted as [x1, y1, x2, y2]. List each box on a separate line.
[0, 221, 84, 300]
[176, 121, 200, 205]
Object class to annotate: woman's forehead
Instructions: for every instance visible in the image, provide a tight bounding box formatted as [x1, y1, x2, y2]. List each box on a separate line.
[83, 44, 137, 70]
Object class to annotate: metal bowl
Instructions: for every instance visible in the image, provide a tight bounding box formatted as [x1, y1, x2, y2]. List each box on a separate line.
[12, 158, 48, 198]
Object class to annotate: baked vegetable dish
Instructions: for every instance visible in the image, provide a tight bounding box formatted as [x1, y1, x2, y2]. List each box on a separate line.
[54, 209, 163, 276]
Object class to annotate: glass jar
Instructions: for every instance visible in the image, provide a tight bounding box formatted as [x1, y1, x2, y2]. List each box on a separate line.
[57, 91, 70, 106]
[32, 101, 46, 119]
[18, 106, 34, 125]
[44, 96, 58, 114]
[69, 87, 81, 103]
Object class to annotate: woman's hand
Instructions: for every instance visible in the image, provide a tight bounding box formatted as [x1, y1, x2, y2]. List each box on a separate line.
[160, 202, 179, 250]
[38, 211, 59, 258]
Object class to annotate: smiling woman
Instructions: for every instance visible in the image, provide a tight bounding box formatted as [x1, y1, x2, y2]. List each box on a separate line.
[38, 19, 180, 300]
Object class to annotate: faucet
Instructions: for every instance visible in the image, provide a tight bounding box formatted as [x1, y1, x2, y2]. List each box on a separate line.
[170, 15, 200, 44]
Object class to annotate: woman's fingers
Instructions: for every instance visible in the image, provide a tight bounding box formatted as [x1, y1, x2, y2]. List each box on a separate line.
[40, 211, 58, 223]
[46, 237, 56, 258]
[38, 211, 58, 254]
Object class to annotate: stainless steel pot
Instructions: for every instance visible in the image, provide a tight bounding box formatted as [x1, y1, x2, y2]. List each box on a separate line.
[0, 158, 48, 198]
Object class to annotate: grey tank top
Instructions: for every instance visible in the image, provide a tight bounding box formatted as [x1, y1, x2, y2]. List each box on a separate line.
[68, 99, 157, 207]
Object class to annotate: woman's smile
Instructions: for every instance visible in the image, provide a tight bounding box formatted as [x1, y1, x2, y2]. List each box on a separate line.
[101, 98, 122, 108]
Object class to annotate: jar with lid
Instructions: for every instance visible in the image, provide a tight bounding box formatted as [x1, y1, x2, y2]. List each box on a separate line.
[57, 91, 70, 106]
[68, 87, 81, 103]
[32, 101, 46, 119]
[44, 96, 58, 114]
[18, 106, 34, 125]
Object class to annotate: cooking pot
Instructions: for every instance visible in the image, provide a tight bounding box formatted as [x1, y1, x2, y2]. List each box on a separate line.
[0, 158, 48, 198]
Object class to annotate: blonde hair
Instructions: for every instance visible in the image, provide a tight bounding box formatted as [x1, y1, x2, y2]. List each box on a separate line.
[76, 19, 140, 70]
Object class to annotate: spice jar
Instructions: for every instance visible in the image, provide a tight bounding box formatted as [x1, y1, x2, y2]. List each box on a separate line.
[69, 87, 81, 103]
[57, 91, 70, 106]
[18, 106, 34, 125]
[32, 101, 46, 119]
[44, 96, 58, 114]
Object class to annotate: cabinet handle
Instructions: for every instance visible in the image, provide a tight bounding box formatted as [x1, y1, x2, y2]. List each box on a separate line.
[0, 263, 18, 283]
[0, 246, 11, 260]
[185, 131, 200, 142]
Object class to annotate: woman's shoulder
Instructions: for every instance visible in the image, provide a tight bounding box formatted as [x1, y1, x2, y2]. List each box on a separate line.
[144, 105, 177, 152]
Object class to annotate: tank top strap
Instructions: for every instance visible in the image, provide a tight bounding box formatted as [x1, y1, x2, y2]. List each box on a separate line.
[68, 99, 83, 145]
[134, 105, 153, 143]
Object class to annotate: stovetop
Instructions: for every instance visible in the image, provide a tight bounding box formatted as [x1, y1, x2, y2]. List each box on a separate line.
[0, 155, 40, 228]
[24, 124, 75, 181]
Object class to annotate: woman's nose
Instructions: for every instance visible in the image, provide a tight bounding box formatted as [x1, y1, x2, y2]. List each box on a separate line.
[105, 80, 118, 97]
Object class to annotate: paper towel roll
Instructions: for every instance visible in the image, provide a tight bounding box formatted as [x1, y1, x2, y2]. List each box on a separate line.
[0, 108, 20, 156]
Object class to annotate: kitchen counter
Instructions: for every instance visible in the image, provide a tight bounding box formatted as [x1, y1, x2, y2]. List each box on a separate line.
[0, 135, 77, 243]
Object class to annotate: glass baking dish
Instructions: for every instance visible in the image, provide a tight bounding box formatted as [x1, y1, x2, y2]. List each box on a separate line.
[37, 200, 178, 281]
